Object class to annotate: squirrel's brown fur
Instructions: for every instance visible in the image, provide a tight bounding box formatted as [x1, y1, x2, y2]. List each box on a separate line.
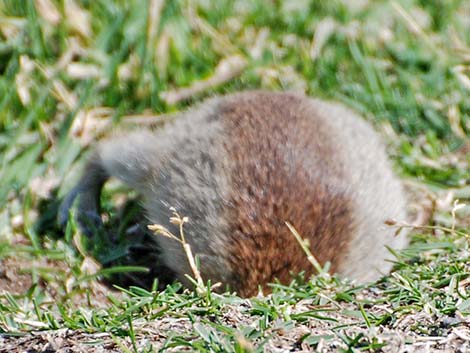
[59, 91, 408, 297]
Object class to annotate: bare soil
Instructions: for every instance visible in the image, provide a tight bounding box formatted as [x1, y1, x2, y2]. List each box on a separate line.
[0, 257, 33, 295]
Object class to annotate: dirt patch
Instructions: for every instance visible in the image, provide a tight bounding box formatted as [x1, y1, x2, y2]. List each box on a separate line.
[0, 257, 33, 295]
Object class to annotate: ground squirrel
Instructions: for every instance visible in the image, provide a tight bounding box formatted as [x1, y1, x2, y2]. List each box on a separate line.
[59, 91, 408, 297]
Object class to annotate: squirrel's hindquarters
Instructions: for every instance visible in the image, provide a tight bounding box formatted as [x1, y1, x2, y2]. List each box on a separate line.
[60, 91, 408, 297]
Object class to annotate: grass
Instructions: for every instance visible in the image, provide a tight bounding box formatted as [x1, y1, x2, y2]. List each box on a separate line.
[0, 0, 469, 351]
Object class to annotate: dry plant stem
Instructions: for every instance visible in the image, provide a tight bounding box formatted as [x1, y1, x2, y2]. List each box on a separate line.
[176, 214, 205, 292]
[120, 113, 177, 126]
[451, 200, 466, 233]
[452, 65, 470, 91]
[149, 210, 207, 295]
[29, 59, 79, 110]
[182, 243, 205, 293]
[310, 17, 336, 61]
[285, 222, 324, 275]
[390, 220, 469, 238]
[391, 1, 440, 56]
[185, 3, 238, 55]
[146, 0, 165, 51]
[160, 55, 247, 104]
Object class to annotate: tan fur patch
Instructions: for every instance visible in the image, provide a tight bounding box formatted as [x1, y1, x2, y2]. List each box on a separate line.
[220, 92, 356, 297]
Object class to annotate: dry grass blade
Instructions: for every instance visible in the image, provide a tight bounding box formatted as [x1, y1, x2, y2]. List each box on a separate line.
[452, 65, 470, 90]
[120, 112, 176, 127]
[64, 0, 91, 39]
[34, 0, 61, 25]
[160, 55, 248, 104]
[310, 17, 336, 61]
[147, 0, 165, 51]
[391, 1, 440, 56]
